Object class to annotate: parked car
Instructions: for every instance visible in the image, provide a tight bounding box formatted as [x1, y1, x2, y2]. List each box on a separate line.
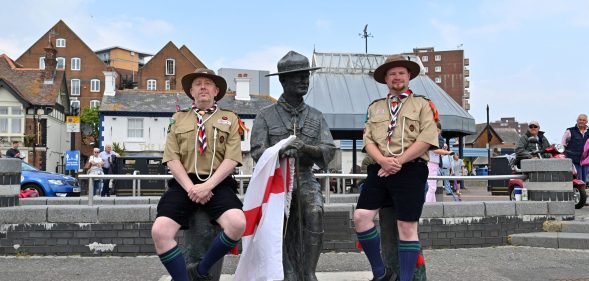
[20, 161, 80, 197]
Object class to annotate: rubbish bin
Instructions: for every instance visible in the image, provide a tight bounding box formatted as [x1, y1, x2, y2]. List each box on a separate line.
[476, 167, 488, 176]
[114, 156, 167, 196]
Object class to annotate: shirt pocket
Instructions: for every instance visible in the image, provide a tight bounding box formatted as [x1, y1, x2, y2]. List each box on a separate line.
[367, 114, 390, 144]
[301, 118, 321, 142]
[211, 123, 231, 155]
[401, 112, 420, 142]
[269, 126, 289, 145]
[175, 125, 196, 155]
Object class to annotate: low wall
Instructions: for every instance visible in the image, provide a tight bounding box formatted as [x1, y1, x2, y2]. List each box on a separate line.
[0, 199, 575, 256]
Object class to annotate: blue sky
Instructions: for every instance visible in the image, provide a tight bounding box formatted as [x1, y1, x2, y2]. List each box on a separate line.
[1, 0, 588, 143]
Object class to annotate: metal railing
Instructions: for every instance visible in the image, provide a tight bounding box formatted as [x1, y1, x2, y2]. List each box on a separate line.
[78, 174, 526, 206]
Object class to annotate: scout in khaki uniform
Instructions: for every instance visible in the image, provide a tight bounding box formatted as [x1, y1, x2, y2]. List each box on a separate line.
[151, 68, 245, 281]
[353, 55, 439, 281]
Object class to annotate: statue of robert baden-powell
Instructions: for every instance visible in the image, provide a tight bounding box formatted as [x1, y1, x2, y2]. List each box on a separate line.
[251, 51, 336, 281]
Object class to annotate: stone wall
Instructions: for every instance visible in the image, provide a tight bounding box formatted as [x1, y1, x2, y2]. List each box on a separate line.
[0, 198, 575, 256]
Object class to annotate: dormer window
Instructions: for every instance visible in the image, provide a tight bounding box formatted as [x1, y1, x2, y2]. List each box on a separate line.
[166, 59, 175, 75]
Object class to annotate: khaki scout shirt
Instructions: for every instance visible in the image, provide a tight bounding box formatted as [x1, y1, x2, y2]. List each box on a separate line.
[163, 108, 243, 175]
[363, 94, 439, 161]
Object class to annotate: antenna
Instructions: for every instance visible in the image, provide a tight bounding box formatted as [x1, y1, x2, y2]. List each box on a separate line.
[358, 24, 373, 54]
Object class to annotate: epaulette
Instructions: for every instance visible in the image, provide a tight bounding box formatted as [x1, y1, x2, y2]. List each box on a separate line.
[413, 95, 440, 122]
[218, 108, 238, 115]
[179, 107, 191, 112]
[368, 97, 386, 107]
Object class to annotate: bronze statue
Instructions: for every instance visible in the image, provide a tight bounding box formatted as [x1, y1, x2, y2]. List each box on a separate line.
[251, 51, 336, 281]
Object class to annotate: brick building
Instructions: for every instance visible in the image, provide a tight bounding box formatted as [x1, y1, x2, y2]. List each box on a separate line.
[491, 117, 529, 135]
[406, 47, 470, 110]
[0, 50, 71, 172]
[137, 41, 206, 92]
[95, 46, 153, 89]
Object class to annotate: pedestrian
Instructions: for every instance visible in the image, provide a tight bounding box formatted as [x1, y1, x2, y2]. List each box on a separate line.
[250, 51, 336, 281]
[450, 154, 465, 199]
[151, 68, 246, 281]
[98, 144, 119, 197]
[87, 148, 104, 196]
[581, 138, 589, 181]
[353, 54, 439, 281]
[561, 114, 588, 182]
[439, 144, 453, 195]
[425, 123, 453, 203]
[6, 141, 25, 159]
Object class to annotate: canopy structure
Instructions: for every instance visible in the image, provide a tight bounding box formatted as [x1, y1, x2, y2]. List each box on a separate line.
[305, 52, 476, 139]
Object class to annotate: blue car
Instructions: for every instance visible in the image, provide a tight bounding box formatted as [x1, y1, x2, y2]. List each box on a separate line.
[20, 161, 81, 197]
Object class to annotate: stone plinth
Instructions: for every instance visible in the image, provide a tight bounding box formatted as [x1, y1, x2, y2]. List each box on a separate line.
[521, 158, 574, 202]
[0, 158, 21, 207]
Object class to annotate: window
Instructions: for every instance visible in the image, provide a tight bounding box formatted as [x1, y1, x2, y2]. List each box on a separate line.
[70, 100, 80, 115]
[39, 57, 45, 70]
[56, 57, 65, 70]
[71, 57, 80, 70]
[165, 59, 175, 75]
[90, 100, 100, 108]
[147, 79, 157, 91]
[435, 77, 442, 83]
[56, 38, 66, 48]
[165, 80, 171, 91]
[128, 118, 144, 138]
[71, 79, 80, 96]
[0, 106, 24, 135]
[421, 56, 428, 62]
[435, 55, 442, 61]
[424, 67, 428, 73]
[90, 79, 100, 92]
[435, 66, 442, 72]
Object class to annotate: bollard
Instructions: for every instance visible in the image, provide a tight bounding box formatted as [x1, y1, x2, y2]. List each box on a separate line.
[183, 209, 224, 281]
[0, 158, 21, 207]
[521, 159, 573, 202]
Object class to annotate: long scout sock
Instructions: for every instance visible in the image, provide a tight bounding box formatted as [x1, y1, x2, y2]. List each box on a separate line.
[356, 226, 385, 278]
[399, 240, 421, 281]
[158, 245, 189, 281]
[197, 231, 239, 276]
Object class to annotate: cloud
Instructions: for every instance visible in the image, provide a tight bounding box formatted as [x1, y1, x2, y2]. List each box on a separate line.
[217, 46, 294, 72]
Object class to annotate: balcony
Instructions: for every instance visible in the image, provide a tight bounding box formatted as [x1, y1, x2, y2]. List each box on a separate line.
[464, 69, 469, 77]
[464, 79, 470, 88]
[463, 100, 470, 110]
[464, 58, 469, 66]
[464, 89, 470, 99]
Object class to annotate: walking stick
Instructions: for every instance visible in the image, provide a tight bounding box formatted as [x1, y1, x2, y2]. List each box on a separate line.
[293, 121, 305, 281]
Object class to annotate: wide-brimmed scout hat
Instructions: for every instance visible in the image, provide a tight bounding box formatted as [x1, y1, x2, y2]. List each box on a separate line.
[181, 68, 227, 101]
[266, 51, 321, 76]
[373, 54, 421, 84]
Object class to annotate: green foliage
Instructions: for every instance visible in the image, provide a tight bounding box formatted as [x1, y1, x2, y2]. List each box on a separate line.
[112, 142, 127, 156]
[80, 106, 100, 147]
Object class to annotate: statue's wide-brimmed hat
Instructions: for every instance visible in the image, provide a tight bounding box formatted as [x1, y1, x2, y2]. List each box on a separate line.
[373, 54, 421, 84]
[266, 51, 321, 76]
[181, 68, 227, 101]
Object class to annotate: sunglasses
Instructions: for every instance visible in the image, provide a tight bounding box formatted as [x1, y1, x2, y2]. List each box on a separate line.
[529, 125, 538, 129]
[94, 151, 100, 153]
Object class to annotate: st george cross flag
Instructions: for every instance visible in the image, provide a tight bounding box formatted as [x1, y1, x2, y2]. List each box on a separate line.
[234, 135, 295, 281]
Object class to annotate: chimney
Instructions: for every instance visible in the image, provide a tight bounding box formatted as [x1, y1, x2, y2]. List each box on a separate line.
[234, 73, 251, 101]
[103, 67, 119, 96]
[42, 42, 57, 84]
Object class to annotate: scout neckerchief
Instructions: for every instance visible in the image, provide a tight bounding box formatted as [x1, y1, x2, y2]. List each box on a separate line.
[386, 89, 412, 143]
[191, 102, 218, 155]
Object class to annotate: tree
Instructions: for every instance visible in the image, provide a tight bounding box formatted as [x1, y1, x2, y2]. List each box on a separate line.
[80, 106, 99, 147]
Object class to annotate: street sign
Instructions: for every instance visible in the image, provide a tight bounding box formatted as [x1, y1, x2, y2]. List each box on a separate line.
[65, 150, 80, 171]
[66, 116, 80, 133]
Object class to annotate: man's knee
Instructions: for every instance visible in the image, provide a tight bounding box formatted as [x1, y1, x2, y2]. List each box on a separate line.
[151, 217, 179, 242]
[353, 209, 377, 231]
[218, 209, 246, 239]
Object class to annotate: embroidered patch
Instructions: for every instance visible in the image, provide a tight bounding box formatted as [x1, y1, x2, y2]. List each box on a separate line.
[409, 124, 415, 132]
[219, 136, 225, 143]
[169, 118, 176, 125]
[376, 108, 385, 114]
[222, 116, 228, 120]
[217, 119, 231, 126]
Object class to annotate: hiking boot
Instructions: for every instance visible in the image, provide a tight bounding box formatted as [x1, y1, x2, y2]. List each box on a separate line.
[187, 263, 212, 281]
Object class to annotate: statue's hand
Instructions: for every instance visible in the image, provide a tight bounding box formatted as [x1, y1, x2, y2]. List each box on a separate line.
[280, 148, 298, 158]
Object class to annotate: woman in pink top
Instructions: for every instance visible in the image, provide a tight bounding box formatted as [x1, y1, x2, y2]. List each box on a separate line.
[581, 138, 589, 181]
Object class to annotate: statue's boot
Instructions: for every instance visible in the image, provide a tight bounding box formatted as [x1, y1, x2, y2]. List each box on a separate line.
[282, 242, 298, 281]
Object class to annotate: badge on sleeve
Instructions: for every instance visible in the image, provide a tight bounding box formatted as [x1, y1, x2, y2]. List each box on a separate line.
[167, 118, 176, 133]
[219, 136, 225, 143]
[409, 124, 415, 132]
